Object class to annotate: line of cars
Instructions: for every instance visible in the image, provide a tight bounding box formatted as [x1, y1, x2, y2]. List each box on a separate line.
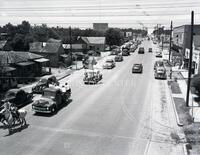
[1, 74, 71, 115]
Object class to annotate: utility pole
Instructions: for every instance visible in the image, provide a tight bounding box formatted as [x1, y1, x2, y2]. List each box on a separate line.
[69, 26, 72, 64]
[162, 36, 164, 51]
[169, 21, 173, 63]
[186, 11, 194, 107]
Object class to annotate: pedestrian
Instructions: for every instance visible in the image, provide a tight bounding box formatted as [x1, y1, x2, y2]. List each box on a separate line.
[65, 82, 71, 93]
[170, 68, 172, 79]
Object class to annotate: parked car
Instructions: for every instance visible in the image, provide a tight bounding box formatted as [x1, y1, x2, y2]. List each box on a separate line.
[155, 51, 162, 57]
[3, 89, 33, 108]
[32, 75, 58, 94]
[122, 48, 130, 56]
[103, 59, 116, 69]
[148, 48, 152, 52]
[110, 48, 120, 55]
[115, 55, 123, 62]
[132, 64, 143, 73]
[154, 60, 164, 70]
[154, 67, 167, 79]
[138, 47, 145, 54]
[83, 69, 103, 84]
[32, 86, 71, 114]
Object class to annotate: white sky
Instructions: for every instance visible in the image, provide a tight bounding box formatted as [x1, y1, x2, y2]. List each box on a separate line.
[0, 0, 200, 32]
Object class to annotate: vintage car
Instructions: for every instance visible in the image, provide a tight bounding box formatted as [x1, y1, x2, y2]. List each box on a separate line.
[32, 86, 71, 114]
[114, 55, 123, 62]
[3, 89, 33, 108]
[154, 66, 167, 79]
[132, 64, 143, 73]
[155, 51, 162, 58]
[138, 47, 145, 54]
[83, 69, 103, 84]
[103, 59, 116, 69]
[32, 75, 58, 94]
[154, 60, 164, 70]
[148, 48, 153, 52]
[122, 48, 130, 56]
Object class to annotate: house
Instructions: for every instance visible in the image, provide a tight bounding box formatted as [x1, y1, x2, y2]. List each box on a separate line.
[0, 51, 46, 87]
[30, 42, 65, 67]
[0, 40, 12, 51]
[80, 37, 105, 52]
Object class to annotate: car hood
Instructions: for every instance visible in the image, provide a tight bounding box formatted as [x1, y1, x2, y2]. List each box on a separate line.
[33, 98, 54, 107]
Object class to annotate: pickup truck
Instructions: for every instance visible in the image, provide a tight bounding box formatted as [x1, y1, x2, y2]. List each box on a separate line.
[32, 86, 71, 114]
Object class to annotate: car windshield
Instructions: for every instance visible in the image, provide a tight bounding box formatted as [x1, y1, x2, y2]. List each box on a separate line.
[5, 91, 16, 98]
[39, 78, 47, 83]
[43, 90, 56, 98]
[134, 64, 140, 67]
[106, 59, 113, 63]
[156, 61, 164, 66]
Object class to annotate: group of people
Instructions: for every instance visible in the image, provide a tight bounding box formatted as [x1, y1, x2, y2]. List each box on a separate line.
[49, 82, 71, 94]
[0, 99, 20, 120]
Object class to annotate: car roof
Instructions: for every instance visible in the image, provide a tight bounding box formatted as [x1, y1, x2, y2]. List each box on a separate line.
[133, 63, 142, 66]
[44, 87, 61, 92]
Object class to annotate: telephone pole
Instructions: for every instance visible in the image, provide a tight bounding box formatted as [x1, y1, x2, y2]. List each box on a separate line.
[69, 26, 72, 62]
[169, 21, 173, 63]
[186, 11, 194, 107]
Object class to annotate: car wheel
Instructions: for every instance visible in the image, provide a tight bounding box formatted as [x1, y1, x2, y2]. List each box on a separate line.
[51, 106, 57, 114]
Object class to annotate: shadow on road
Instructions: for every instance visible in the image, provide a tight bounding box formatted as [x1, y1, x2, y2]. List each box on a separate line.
[4, 124, 30, 137]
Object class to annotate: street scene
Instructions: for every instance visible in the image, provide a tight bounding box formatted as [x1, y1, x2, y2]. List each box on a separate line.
[0, 0, 200, 155]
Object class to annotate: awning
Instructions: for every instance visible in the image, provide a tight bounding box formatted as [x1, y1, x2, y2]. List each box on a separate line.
[16, 62, 35, 66]
[34, 58, 49, 63]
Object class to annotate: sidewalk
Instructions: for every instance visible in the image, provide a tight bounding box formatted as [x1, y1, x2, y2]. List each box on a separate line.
[168, 67, 200, 154]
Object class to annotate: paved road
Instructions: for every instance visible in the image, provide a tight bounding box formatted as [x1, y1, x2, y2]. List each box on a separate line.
[0, 40, 157, 155]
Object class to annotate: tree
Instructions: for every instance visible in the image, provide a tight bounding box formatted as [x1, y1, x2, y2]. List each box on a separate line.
[105, 28, 123, 46]
[191, 74, 200, 94]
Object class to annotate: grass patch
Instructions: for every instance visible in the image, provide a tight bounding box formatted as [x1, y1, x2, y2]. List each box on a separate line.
[184, 123, 200, 145]
[170, 81, 182, 94]
[173, 97, 193, 125]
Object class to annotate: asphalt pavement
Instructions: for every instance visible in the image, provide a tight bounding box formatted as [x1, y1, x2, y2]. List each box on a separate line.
[0, 40, 179, 155]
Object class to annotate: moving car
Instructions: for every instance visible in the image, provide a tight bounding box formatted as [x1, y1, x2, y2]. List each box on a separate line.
[114, 55, 123, 62]
[154, 67, 167, 79]
[132, 64, 143, 73]
[3, 89, 33, 108]
[148, 48, 152, 52]
[32, 86, 71, 114]
[122, 48, 130, 56]
[138, 47, 145, 54]
[83, 69, 103, 84]
[154, 60, 164, 70]
[103, 59, 115, 69]
[32, 75, 58, 94]
[155, 51, 162, 58]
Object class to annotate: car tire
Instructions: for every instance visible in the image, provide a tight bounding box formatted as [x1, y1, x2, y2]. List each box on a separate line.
[51, 106, 57, 114]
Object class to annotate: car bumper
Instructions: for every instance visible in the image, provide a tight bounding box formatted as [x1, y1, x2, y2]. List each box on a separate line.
[132, 69, 142, 73]
[32, 106, 52, 113]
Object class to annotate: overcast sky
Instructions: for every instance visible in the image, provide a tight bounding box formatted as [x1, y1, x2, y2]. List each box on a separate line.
[0, 0, 200, 32]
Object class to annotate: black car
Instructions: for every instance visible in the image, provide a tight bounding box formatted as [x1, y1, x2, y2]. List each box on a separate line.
[115, 55, 123, 62]
[148, 48, 152, 52]
[138, 47, 145, 54]
[132, 64, 143, 73]
[3, 89, 33, 108]
[32, 75, 58, 94]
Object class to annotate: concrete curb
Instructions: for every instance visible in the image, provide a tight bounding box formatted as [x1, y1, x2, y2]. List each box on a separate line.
[168, 81, 184, 126]
[183, 144, 189, 155]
